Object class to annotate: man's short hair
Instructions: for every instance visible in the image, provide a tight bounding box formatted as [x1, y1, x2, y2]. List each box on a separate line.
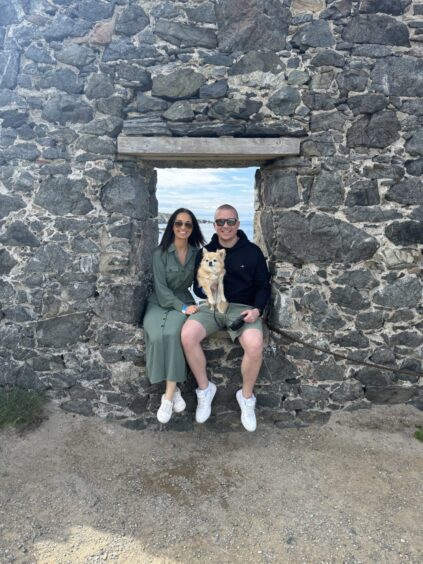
[215, 204, 239, 219]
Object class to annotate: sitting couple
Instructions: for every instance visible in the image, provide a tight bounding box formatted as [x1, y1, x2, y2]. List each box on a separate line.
[143, 204, 270, 432]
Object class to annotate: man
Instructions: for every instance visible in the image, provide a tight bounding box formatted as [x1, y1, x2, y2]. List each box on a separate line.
[181, 204, 270, 432]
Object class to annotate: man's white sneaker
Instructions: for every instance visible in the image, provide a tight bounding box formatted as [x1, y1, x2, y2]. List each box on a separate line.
[236, 389, 257, 432]
[157, 395, 173, 424]
[172, 386, 186, 413]
[195, 382, 217, 423]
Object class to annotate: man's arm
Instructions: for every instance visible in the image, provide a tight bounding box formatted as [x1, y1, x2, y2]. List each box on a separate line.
[253, 249, 271, 314]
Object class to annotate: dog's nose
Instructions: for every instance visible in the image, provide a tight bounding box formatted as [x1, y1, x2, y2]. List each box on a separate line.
[208, 261, 214, 266]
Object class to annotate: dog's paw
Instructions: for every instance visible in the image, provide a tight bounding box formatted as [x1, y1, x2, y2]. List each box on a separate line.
[217, 301, 228, 314]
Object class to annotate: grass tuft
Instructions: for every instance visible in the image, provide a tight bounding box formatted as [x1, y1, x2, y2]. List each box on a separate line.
[0, 387, 47, 430]
[415, 427, 423, 442]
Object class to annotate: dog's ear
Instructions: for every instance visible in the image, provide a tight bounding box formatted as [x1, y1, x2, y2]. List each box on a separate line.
[217, 249, 226, 259]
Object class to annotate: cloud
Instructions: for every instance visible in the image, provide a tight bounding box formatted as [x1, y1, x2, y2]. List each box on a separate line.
[157, 167, 257, 220]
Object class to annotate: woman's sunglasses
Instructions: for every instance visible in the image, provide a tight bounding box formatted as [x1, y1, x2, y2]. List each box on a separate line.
[214, 218, 238, 227]
[174, 220, 193, 229]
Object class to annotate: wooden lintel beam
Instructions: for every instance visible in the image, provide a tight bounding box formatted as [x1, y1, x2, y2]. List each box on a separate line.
[117, 136, 302, 160]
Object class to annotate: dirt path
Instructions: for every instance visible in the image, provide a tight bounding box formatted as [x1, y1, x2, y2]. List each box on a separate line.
[0, 404, 422, 564]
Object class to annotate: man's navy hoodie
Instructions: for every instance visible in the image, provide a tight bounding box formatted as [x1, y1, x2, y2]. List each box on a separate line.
[193, 230, 271, 313]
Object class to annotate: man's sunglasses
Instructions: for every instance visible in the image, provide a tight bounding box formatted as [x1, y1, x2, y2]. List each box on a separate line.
[174, 220, 193, 229]
[214, 218, 238, 227]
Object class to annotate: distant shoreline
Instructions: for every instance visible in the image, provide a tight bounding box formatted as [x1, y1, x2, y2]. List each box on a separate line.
[157, 212, 213, 224]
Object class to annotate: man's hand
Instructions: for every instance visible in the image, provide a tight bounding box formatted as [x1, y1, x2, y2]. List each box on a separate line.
[242, 308, 261, 323]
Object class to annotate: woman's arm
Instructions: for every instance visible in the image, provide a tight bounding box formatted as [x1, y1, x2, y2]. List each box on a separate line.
[152, 250, 185, 311]
[192, 249, 207, 299]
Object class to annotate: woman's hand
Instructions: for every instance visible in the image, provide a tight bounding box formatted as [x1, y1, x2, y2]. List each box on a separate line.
[184, 305, 199, 315]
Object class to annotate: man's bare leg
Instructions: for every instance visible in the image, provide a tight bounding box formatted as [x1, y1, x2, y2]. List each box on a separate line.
[181, 319, 208, 389]
[238, 328, 263, 398]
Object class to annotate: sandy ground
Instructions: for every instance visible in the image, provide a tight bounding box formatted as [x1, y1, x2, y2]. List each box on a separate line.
[0, 403, 422, 564]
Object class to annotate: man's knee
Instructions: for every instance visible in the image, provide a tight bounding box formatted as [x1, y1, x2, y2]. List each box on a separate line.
[181, 320, 206, 349]
[239, 329, 263, 359]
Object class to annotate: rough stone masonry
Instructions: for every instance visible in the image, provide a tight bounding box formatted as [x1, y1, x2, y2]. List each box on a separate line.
[0, 0, 422, 429]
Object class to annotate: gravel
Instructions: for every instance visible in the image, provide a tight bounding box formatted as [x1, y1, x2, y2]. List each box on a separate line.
[0, 403, 422, 563]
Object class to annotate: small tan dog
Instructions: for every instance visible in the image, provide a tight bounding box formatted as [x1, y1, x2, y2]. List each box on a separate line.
[197, 249, 228, 313]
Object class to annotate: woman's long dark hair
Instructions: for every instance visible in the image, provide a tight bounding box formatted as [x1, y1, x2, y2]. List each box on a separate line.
[159, 208, 205, 252]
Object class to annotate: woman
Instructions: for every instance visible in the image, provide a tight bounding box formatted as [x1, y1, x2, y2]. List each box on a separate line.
[143, 208, 205, 424]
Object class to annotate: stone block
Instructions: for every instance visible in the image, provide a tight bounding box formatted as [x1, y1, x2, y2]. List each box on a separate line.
[346, 180, 379, 206]
[292, 20, 334, 49]
[35, 177, 93, 216]
[405, 131, 423, 157]
[215, 0, 290, 52]
[261, 170, 299, 208]
[115, 64, 152, 90]
[311, 359, 345, 381]
[276, 211, 378, 264]
[102, 40, 159, 63]
[309, 172, 344, 207]
[359, 0, 411, 16]
[347, 111, 400, 149]
[310, 111, 347, 132]
[330, 286, 370, 311]
[405, 159, 423, 177]
[344, 207, 401, 223]
[311, 50, 345, 67]
[0, 221, 40, 247]
[115, 5, 149, 36]
[347, 93, 387, 115]
[365, 386, 417, 404]
[0, 249, 17, 275]
[42, 94, 93, 125]
[36, 313, 91, 347]
[385, 221, 423, 246]
[372, 56, 423, 97]
[61, 399, 94, 416]
[100, 174, 149, 219]
[229, 51, 284, 76]
[155, 20, 217, 49]
[209, 97, 262, 120]
[268, 86, 301, 116]
[0, 50, 20, 89]
[342, 15, 409, 46]
[0, 194, 26, 219]
[331, 381, 363, 403]
[185, 3, 216, 24]
[373, 277, 422, 309]
[94, 284, 144, 324]
[152, 68, 206, 100]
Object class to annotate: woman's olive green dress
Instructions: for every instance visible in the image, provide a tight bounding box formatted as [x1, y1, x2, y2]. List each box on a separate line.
[143, 244, 198, 384]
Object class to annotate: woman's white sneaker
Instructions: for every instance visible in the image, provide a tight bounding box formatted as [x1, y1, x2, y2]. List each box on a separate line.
[172, 387, 186, 413]
[236, 389, 257, 432]
[157, 395, 173, 424]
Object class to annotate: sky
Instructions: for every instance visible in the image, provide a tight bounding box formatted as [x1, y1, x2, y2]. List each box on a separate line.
[156, 167, 257, 222]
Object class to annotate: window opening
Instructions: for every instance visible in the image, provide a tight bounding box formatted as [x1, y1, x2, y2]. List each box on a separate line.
[156, 167, 256, 242]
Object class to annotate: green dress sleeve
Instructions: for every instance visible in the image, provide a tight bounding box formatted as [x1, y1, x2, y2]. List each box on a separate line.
[152, 250, 185, 312]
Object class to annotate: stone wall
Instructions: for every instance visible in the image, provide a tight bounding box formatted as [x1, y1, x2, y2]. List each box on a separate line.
[1, 0, 422, 428]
